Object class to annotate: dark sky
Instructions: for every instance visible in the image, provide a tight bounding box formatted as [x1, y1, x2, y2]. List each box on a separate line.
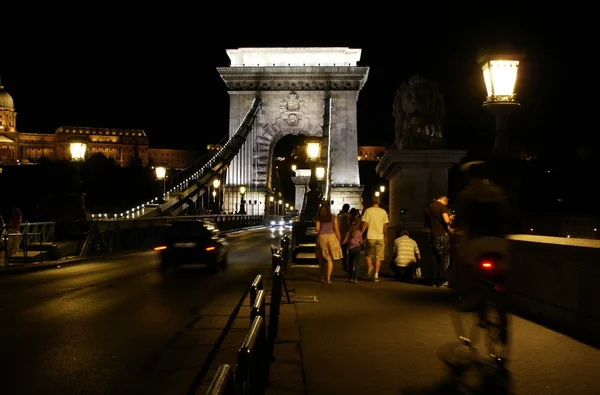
[2, 9, 588, 159]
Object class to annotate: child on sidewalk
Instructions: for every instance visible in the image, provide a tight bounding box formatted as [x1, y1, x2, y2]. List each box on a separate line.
[341, 217, 363, 283]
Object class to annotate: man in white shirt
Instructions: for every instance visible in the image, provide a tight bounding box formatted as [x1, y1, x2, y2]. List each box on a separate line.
[361, 196, 389, 282]
[392, 230, 421, 282]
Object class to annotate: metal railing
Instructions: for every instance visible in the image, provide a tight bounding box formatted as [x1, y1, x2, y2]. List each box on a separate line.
[2, 222, 57, 265]
[204, 364, 234, 395]
[205, 235, 290, 395]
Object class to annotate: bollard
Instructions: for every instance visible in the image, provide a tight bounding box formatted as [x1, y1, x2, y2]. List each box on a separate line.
[205, 364, 234, 395]
[250, 274, 263, 307]
[236, 315, 269, 395]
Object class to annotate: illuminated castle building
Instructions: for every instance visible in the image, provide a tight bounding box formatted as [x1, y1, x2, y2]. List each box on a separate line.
[0, 81, 200, 169]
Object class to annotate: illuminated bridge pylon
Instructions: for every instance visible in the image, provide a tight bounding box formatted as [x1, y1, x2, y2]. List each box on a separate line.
[218, 47, 369, 216]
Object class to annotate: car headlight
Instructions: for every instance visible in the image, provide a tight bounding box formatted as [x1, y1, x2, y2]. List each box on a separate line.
[270, 220, 276, 225]
[279, 220, 284, 225]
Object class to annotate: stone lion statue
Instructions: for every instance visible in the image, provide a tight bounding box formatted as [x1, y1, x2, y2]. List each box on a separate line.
[391, 75, 446, 150]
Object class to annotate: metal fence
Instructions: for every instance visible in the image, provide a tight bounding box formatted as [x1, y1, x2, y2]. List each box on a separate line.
[204, 235, 290, 395]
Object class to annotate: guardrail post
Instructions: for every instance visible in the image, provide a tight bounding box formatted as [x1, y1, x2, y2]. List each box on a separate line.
[280, 235, 290, 272]
[278, 237, 292, 304]
[204, 364, 234, 395]
[268, 265, 283, 367]
[250, 274, 263, 307]
[236, 315, 268, 395]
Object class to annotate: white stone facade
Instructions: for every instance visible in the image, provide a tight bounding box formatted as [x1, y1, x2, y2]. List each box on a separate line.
[218, 48, 369, 215]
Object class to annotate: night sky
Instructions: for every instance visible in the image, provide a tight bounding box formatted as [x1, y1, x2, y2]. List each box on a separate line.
[2, 9, 588, 160]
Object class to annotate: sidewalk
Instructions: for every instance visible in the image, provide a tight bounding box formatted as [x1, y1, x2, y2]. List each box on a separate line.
[0, 255, 92, 276]
[286, 264, 458, 394]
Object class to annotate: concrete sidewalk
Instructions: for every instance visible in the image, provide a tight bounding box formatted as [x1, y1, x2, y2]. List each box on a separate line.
[281, 263, 600, 395]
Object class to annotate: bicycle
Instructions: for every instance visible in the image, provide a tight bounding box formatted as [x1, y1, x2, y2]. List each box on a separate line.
[451, 252, 510, 373]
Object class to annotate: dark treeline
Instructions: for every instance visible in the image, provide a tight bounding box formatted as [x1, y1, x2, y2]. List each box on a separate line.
[0, 153, 161, 222]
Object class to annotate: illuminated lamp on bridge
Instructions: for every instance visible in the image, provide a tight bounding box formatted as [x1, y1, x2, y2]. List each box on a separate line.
[477, 50, 524, 158]
[477, 49, 525, 233]
[300, 138, 323, 221]
[154, 165, 167, 197]
[238, 185, 247, 215]
[64, 141, 91, 221]
[69, 141, 87, 162]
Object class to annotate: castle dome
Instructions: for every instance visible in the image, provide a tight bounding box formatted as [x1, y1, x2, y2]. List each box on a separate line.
[0, 79, 15, 109]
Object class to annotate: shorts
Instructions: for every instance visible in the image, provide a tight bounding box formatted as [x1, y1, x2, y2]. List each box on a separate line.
[365, 239, 385, 261]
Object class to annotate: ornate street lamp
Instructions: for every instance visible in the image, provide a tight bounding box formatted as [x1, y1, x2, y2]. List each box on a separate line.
[212, 179, 221, 213]
[380, 185, 385, 193]
[238, 185, 247, 214]
[315, 166, 326, 180]
[301, 139, 323, 221]
[69, 142, 87, 162]
[291, 164, 297, 172]
[478, 50, 526, 233]
[155, 165, 167, 197]
[477, 51, 525, 158]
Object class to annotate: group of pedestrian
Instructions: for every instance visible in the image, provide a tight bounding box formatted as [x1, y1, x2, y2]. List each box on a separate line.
[314, 196, 390, 284]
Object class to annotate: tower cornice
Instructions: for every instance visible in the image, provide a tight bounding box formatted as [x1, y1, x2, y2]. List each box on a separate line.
[217, 66, 370, 91]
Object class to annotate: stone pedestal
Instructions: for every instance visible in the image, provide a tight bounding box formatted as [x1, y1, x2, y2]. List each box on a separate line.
[376, 150, 466, 262]
[291, 174, 310, 211]
[330, 185, 364, 213]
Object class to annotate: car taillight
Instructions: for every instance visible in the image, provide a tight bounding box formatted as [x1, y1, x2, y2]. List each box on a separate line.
[205, 246, 216, 251]
[480, 260, 494, 270]
[154, 246, 167, 251]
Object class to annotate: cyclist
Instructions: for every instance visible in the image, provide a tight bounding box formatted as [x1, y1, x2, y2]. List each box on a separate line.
[452, 161, 511, 368]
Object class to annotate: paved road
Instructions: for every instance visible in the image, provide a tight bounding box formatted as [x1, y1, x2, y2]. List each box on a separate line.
[290, 265, 600, 395]
[0, 226, 288, 395]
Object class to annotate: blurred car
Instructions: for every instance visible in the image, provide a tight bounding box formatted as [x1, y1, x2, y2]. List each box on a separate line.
[154, 219, 229, 273]
[268, 216, 286, 228]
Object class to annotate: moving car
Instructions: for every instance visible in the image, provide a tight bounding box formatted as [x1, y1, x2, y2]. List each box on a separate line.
[154, 219, 229, 273]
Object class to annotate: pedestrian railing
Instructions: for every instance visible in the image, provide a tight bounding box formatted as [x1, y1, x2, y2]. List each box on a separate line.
[204, 364, 234, 395]
[205, 235, 291, 395]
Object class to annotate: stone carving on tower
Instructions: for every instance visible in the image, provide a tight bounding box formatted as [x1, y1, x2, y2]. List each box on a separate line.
[253, 91, 322, 188]
[270, 91, 321, 135]
[391, 75, 446, 150]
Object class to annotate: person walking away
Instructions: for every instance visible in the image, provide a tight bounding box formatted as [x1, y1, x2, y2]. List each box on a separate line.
[315, 201, 343, 283]
[337, 203, 352, 272]
[361, 196, 389, 282]
[391, 230, 421, 282]
[426, 196, 453, 287]
[341, 217, 364, 283]
[8, 207, 22, 257]
[453, 161, 510, 308]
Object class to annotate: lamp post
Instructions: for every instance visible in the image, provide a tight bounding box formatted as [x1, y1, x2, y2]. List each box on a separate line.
[477, 51, 524, 158]
[213, 179, 220, 214]
[65, 141, 90, 222]
[278, 199, 283, 216]
[477, 50, 525, 233]
[155, 166, 167, 198]
[300, 139, 323, 221]
[238, 185, 247, 214]
[380, 185, 385, 193]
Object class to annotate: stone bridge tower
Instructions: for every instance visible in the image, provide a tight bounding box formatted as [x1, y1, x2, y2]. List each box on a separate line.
[217, 47, 369, 215]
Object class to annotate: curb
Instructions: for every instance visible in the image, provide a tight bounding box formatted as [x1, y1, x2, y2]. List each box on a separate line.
[0, 256, 93, 276]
